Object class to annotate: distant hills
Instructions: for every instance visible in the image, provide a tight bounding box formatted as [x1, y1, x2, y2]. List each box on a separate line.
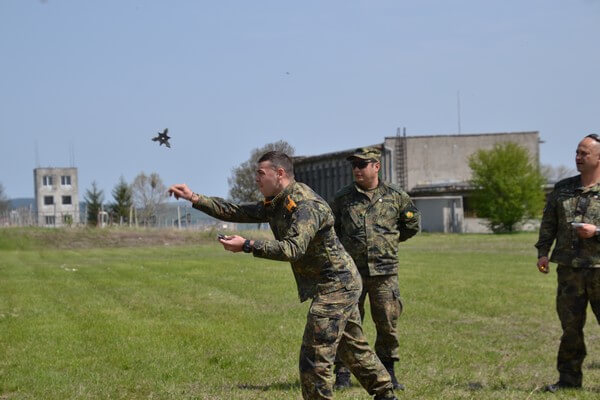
[9, 198, 34, 209]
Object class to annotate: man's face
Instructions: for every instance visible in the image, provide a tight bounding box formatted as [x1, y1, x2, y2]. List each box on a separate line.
[351, 158, 380, 187]
[576, 137, 600, 173]
[255, 161, 281, 197]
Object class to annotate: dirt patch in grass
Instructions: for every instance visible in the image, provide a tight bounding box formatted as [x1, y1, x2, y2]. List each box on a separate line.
[0, 227, 273, 250]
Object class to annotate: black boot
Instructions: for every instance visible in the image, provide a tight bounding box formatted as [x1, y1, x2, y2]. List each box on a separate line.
[374, 391, 398, 400]
[333, 364, 351, 390]
[544, 381, 581, 393]
[382, 360, 404, 391]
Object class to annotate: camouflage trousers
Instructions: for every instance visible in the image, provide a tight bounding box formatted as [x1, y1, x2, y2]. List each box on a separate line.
[555, 265, 600, 386]
[299, 287, 394, 400]
[336, 274, 403, 372]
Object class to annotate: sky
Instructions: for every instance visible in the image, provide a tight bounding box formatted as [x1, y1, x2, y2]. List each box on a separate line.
[1, 0, 599, 200]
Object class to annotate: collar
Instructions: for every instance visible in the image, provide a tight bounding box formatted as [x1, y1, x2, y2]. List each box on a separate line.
[263, 180, 296, 207]
[576, 175, 600, 194]
[354, 180, 384, 196]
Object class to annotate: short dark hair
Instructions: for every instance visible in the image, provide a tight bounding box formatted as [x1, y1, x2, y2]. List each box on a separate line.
[258, 151, 295, 178]
[586, 133, 600, 143]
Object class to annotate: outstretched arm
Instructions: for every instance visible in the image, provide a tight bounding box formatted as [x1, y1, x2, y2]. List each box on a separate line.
[168, 183, 267, 223]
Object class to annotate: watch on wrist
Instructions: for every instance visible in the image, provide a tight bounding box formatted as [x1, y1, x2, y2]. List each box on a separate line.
[242, 239, 253, 253]
[595, 227, 600, 236]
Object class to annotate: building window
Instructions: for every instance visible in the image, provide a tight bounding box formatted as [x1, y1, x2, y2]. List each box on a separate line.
[44, 196, 54, 205]
[61, 175, 72, 185]
[45, 216, 55, 225]
[43, 175, 53, 186]
[62, 195, 72, 205]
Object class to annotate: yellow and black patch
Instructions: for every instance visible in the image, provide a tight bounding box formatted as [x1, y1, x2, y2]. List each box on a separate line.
[404, 205, 419, 219]
[285, 195, 297, 212]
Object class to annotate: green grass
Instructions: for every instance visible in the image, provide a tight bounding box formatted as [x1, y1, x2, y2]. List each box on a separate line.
[1, 230, 600, 399]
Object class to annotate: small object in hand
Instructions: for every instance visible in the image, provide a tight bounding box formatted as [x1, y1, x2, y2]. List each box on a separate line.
[217, 234, 226, 240]
[571, 222, 585, 228]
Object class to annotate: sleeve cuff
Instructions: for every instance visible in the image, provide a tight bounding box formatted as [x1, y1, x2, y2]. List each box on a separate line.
[252, 239, 266, 257]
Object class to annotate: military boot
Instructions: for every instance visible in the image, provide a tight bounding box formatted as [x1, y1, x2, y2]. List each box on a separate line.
[544, 381, 581, 393]
[374, 392, 398, 400]
[333, 364, 351, 390]
[382, 360, 405, 391]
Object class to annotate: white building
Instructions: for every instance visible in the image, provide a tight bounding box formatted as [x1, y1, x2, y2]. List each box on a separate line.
[33, 167, 80, 227]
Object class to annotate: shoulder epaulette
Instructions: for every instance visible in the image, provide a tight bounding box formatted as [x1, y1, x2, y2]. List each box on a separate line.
[554, 175, 581, 190]
[383, 181, 407, 195]
[333, 184, 355, 199]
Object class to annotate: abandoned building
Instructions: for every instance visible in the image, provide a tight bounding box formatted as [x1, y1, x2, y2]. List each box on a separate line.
[293, 131, 541, 233]
[33, 167, 80, 227]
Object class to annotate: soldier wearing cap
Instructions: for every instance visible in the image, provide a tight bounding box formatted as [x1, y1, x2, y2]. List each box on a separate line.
[168, 151, 398, 400]
[536, 134, 600, 393]
[330, 147, 420, 390]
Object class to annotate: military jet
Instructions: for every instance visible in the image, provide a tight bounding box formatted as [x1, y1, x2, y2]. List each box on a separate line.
[152, 129, 171, 148]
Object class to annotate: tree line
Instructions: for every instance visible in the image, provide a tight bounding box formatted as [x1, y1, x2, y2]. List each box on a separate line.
[0, 140, 575, 232]
[84, 172, 168, 227]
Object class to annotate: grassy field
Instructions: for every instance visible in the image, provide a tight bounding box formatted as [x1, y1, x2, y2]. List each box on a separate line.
[1, 229, 600, 399]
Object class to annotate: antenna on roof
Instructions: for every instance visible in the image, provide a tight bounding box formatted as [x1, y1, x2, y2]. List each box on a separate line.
[35, 140, 40, 168]
[457, 90, 462, 134]
[69, 142, 75, 167]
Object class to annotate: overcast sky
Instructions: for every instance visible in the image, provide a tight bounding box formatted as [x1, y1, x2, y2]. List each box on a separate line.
[1, 0, 598, 200]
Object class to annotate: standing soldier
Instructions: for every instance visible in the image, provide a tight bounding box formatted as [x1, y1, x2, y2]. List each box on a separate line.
[536, 134, 600, 393]
[330, 147, 420, 390]
[168, 151, 398, 400]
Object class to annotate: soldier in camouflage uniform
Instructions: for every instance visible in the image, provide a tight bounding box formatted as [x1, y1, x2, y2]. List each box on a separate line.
[168, 151, 397, 400]
[536, 134, 600, 393]
[330, 147, 420, 390]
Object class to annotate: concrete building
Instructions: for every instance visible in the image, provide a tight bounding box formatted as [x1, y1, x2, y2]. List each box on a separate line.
[412, 196, 464, 233]
[33, 167, 80, 227]
[294, 131, 541, 232]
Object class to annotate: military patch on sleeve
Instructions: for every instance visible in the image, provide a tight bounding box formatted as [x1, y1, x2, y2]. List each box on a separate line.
[285, 195, 297, 212]
[404, 205, 419, 219]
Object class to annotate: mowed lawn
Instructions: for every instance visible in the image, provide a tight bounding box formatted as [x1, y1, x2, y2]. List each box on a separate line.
[2, 230, 600, 399]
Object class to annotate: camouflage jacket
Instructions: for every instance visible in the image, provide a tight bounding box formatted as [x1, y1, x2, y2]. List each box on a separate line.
[535, 175, 600, 268]
[192, 181, 361, 302]
[330, 181, 420, 276]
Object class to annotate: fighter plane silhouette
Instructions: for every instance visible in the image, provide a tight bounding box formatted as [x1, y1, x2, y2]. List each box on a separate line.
[152, 129, 171, 148]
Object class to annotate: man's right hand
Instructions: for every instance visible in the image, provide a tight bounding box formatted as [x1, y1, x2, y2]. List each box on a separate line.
[168, 183, 193, 201]
[537, 256, 550, 274]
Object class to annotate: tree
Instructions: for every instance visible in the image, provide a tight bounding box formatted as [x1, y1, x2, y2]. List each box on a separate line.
[541, 164, 576, 184]
[469, 142, 545, 233]
[131, 172, 167, 226]
[228, 140, 295, 203]
[110, 176, 133, 224]
[0, 182, 9, 214]
[84, 181, 104, 226]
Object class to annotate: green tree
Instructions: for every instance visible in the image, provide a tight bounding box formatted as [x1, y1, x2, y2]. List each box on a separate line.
[0, 182, 9, 214]
[540, 164, 575, 184]
[228, 140, 295, 203]
[131, 172, 167, 226]
[469, 142, 545, 233]
[110, 176, 133, 224]
[84, 181, 104, 227]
